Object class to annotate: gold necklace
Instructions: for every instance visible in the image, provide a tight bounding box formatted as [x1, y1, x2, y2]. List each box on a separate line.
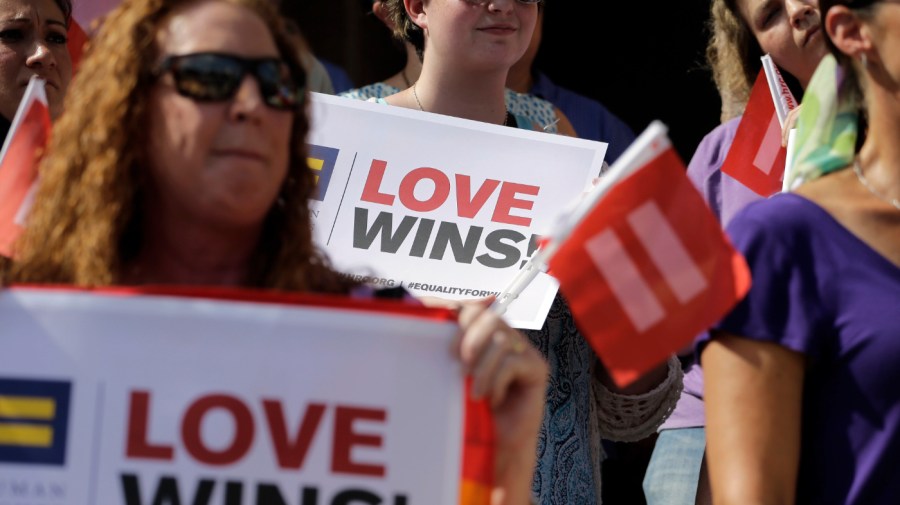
[853, 159, 900, 211]
[401, 68, 411, 88]
[412, 80, 426, 112]
[412, 81, 513, 126]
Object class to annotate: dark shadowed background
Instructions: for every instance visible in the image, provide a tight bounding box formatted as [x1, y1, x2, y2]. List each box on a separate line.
[281, 0, 722, 163]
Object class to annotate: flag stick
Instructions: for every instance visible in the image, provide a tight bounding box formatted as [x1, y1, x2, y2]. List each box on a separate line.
[761, 54, 797, 128]
[761, 54, 802, 193]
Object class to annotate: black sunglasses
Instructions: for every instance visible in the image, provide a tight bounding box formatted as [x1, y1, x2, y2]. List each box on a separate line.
[153, 53, 305, 111]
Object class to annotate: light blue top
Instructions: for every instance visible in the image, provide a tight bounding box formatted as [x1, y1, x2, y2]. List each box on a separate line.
[342, 83, 560, 134]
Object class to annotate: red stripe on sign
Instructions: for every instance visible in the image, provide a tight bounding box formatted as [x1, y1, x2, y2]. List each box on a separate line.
[7, 285, 459, 322]
[460, 378, 493, 505]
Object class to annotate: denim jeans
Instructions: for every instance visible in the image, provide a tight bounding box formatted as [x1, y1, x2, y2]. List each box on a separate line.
[643, 428, 706, 505]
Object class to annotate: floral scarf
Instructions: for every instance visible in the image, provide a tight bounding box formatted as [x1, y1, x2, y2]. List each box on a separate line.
[786, 54, 859, 189]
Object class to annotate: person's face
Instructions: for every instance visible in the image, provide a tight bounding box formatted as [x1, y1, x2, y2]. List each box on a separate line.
[416, 0, 538, 72]
[146, 0, 293, 232]
[517, 6, 541, 69]
[0, 0, 72, 120]
[863, 2, 900, 90]
[738, 0, 830, 88]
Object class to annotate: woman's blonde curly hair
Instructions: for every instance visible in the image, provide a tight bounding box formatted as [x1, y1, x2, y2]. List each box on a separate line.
[707, 0, 806, 122]
[706, 0, 763, 121]
[3, 0, 354, 294]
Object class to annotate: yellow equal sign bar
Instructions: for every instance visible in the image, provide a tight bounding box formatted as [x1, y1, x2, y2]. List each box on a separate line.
[0, 396, 55, 419]
[307, 157, 324, 184]
[0, 423, 53, 447]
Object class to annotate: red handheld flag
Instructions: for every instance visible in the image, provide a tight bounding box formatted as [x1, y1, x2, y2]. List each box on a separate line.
[720, 69, 787, 197]
[549, 128, 751, 387]
[68, 20, 89, 73]
[0, 78, 51, 257]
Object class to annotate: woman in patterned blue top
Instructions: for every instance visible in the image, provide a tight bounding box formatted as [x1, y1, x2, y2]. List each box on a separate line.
[377, 0, 684, 503]
[342, 0, 575, 135]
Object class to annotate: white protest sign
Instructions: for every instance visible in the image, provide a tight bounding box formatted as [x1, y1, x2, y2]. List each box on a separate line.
[0, 287, 463, 505]
[307, 93, 607, 329]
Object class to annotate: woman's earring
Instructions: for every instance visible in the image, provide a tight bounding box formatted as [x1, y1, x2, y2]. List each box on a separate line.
[860, 52, 868, 69]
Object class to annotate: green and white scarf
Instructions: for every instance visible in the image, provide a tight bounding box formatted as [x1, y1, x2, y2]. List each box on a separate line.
[786, 54, 859, 189]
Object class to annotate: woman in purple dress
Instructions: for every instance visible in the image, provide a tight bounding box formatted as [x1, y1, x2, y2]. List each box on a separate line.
[643, 1, 829, 503]
[701, 0, 900, 503]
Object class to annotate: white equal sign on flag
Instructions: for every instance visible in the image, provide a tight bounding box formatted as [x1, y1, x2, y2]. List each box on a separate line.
[752, 113, 784, 176]
[585, 200, 708, 333]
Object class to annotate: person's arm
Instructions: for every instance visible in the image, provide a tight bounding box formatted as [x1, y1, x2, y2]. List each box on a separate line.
[592, 355, 683, 441]
[702, 333, 805, 505]
[594, 358, 669, 395]
[457, 298, 548, 505]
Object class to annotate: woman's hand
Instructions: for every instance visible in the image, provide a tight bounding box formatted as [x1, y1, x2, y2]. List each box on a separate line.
[417, 296, 464, 310]
[456, 297, 548, 505]
[782, 105, 802, 147]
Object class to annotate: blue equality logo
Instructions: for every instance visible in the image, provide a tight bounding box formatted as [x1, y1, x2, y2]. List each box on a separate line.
[0, 377, 71, 465]
[306, 144, 339, 201]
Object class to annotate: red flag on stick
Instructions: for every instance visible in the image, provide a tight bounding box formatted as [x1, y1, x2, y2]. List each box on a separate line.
[720, 68, 790, 197]
[0, 77, 51, 257]
[547, 123, 751, 386]
[68, 19, 89, 72]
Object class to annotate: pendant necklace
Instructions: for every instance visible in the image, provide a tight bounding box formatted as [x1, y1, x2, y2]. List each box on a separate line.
[412, 81, 512, 127]
[401, 68, 411, 88]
